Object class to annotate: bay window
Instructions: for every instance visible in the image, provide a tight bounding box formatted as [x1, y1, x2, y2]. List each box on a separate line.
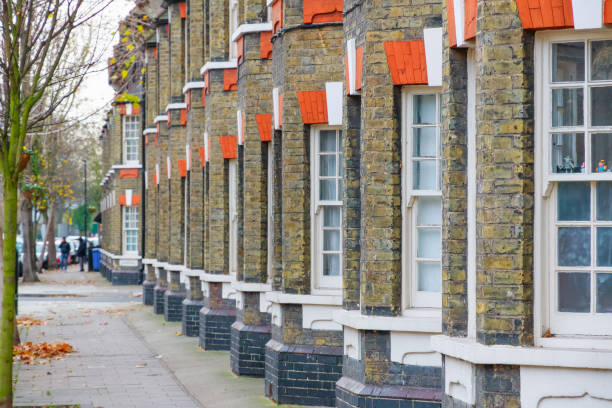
[123, 206, 138, 255]
[402, 88, 442, 309]
[123, 115, 139, 164]
[311, 127, 343, 291]
[536, 31, 612, 337]
[229, 159, 238, 277]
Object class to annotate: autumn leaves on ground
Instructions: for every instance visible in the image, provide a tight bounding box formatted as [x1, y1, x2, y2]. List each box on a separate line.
[14, 317, 73, 366]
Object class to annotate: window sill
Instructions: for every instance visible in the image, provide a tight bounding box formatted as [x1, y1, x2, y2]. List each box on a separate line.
[431, 335, 612, 370]
[537, 335, 612, 350]
[334, 309, 441, 333]
[232, 280, 271, 293]
[112, 163, 141, 170]
[265, 291, 342, 306]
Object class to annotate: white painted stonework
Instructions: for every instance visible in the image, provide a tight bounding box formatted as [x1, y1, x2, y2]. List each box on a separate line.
[390, 332, 441, 367]
[272, 88, 280, 130]
[184, 277, 190, 291]
[343, 327, 360, 360]
[236, 291, 245, 310]
[521, 366, 612, 408]
[452, 0, 466, 47]
[302, 304, 342, 331]
[270, 302, 282, 327]
[346, 38, 357, 95]
[571, 0, 603, 30]
[325, 82, 343, 126]
[222, 282, 237, 300]
[444, 357, 475, 405]
[423, 27, 443, 87]
[201, 281, 209, 298]
[259, 293, 272, 314]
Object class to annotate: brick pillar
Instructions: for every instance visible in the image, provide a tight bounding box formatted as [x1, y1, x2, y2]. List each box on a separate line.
[264, 14, 345, 405]
[182, 275, 204, 336]
[209, 0, 228, 61]
[153, 266, 168, 315]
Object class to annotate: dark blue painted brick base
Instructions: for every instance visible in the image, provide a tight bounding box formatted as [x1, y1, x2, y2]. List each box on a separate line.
[182, 299, 204, 337]
[230, 321, 271, 377]
[142, 280, 155, 306]
[164, 290, 186, 322]
[335, 376, 442, 408]
[265, 339, 343, 407]
[110, 270, 140, 285]
[153, 287, 166, 315]
[199, 307, 236, 351]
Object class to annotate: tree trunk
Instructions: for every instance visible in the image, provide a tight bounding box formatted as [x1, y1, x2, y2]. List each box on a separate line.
[46, 207, 57, 270]
[0, 177, 18, 406]
[20, 198, 38, 283]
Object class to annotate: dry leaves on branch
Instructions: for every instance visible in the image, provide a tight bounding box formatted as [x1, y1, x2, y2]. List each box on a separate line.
[17, 317, 47, 327]
[13, 342, 75, 365]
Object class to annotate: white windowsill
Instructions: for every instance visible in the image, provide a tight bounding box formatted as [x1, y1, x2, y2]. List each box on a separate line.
[153, 115, 167, 124]
[165, 103, 187, 112]
[99, 248, 141, 261]
[142, 128, 157, 135]
[185, 268, 204, 277]
[265, 291, 342, 306]
[200, 272, 234, 283]
[112, 163, 141, 170]
[141, 258, 156, 265]
[182, 81, 206, 94]
[431, 335, 612, 370]
[231, 22, 273, 42]
[232, 281, 271, 293]
[165, 263, 186, 272]
[199, 60, 238, 75]
[334, 309, 441, 333]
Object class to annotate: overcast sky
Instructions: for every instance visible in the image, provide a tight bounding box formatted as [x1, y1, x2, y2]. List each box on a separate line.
[73, 0, 134, 129]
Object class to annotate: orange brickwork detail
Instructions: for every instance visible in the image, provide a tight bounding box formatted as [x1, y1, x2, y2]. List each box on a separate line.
[465, 0, 477, 40]
[272, 0, 283, 34]
[237, 36, 244, 64]
[186, 90, 191, 111]
[178, 1, 187, 18]
[154, 46, 158, 60]
[356, 46, 363, 91]
[202, 88, 206, 107]
[256, 114, 273, 142]
[119, 194, 141, 206]
[180, 109, 187, 126]
[199, 147, 206, 167]
[219, 136, 238, 159]
[145, 134, 149, 147]
[153, 173, 158, 187]
[224, 68, 238, 91]
[155, 131, 158, 147]
[167, 111, 171, 128]
[605, 0, 612, 23]
[303, 0, 343, 23]
[447, 0, 457, 47]
[178, 159, 187, 178]
[297, 90, 328, 124]
[132, 105, 141, 115]
[119, 169, 138, 179]
[384, 40, 428, 85]
[515, 0, 573, 29]
[260, 31, 273, 59]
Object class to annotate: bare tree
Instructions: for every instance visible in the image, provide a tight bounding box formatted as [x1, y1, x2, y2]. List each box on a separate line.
[0, 0, 112, 405]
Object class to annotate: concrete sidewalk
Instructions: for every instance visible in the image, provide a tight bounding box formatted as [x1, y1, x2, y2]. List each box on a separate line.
[14, 269, 306, 407]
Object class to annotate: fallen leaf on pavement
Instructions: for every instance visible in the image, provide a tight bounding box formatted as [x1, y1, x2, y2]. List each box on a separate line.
[13, 341, 75, 364]
[175, 331, 184, 336]
[17, 317, 46, 327]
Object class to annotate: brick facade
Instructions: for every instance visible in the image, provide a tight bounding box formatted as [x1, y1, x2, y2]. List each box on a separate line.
[104, 0, 612, 406]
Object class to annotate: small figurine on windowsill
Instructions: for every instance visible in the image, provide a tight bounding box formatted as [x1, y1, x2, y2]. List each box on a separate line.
[563, 156, 574, 173]
[596, 160, 608, 173]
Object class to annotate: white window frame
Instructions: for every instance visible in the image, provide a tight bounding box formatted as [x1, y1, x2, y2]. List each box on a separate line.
[123, 206, 139, 255]
[310, 126, 343, 293]
[229, 0, 239, 60]
[267, 143, 274, 283]
[229, 158, 238, 277]
[123, 115, 140, 164]
[535, 29, 612, 342]
[401, 86, 443, 311]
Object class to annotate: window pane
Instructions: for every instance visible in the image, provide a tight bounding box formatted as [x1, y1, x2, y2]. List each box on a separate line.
[320, 154, 336, 177]
[596, 274, 612, 313]
[597, 182, 612, 221]
[417, 196, 442, 225]
[597, 227, 612, 267]
[324, 230, 340, 251]
[591, 87, 612, 126]
[557, 182, 590, 221]
[320, 131, 337, 153]
[413, 160, 437, 190]
[413, 94, 436, 124]
[551, 133, 584, 173]
[320, 180, 336, 201]
[552, 42, 585, 82]
[417, 228, 441, 259]
[413, 127, 437, 157]
[591, 40, 612, 81]
[323, 253, 340, 276]
[552, 88, 583, 127]
[324, 206, 340, 227]
[592, 133, 612, 174]
[558, 227, 591, 266]
[417, 261, 441, 292]
[558, 272, 590, 313]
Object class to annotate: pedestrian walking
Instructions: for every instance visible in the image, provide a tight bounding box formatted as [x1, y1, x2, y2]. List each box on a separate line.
[77, 237, 87, 272]
[59, 237, 71, 271]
